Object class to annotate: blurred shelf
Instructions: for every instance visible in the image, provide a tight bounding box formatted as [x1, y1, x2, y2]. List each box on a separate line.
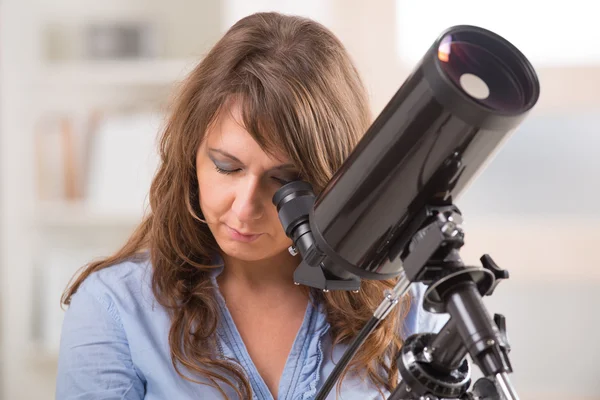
[34, 58, 198, 88]
[34, 201, 144, 229]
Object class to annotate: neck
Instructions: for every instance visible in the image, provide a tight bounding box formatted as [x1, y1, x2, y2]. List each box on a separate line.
[218, 250, 301, 292]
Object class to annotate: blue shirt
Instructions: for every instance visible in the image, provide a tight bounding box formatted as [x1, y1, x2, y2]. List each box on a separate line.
[55, 257, 448, 399]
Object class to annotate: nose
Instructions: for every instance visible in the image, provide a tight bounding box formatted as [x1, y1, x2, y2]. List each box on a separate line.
[231, 177, 265, 222]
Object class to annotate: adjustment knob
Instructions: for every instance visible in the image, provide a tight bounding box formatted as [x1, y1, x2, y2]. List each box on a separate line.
[494, 313, 511, 353]
[480, 254, 509, 295]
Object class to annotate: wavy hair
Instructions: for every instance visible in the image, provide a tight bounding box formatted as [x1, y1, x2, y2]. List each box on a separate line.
[62, 12, 411, 399]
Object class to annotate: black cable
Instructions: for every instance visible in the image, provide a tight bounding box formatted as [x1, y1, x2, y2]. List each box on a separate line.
[315, 315, 380, 400]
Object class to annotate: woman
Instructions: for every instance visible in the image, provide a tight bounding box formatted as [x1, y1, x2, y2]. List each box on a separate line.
[56, 12, 446, 400]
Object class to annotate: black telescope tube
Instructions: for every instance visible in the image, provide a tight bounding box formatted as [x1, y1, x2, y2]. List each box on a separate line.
[305, 25, 539, 280]
[430, 318, 469, 373]
[445, 281, 505, 377]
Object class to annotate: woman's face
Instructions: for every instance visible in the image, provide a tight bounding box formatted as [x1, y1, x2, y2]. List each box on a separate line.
[196, 102, 301, 262]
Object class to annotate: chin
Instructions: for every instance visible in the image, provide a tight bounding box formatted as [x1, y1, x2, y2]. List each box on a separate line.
[214, 233, 262, 258]
[209, 222, 291, 261]
[217, 238, 291, 264]
[218, 244, 273, 262]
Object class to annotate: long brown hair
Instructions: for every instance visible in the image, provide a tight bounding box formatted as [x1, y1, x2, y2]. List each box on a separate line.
[62, 12, 410, 399]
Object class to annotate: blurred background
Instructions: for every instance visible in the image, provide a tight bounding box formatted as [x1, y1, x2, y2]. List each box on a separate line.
[0, 0, 598, 399]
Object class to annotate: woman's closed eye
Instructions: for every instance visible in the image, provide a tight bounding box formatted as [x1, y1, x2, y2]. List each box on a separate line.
[214, 164, 299, 185]
[214, 165, 240, 175]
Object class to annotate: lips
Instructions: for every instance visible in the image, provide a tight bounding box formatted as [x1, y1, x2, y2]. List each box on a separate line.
[225, 225, 262, 242]
[231, 228, 258, 235]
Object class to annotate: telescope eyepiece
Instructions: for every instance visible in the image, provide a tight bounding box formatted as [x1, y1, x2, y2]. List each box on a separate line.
[272, 180, 314, 212]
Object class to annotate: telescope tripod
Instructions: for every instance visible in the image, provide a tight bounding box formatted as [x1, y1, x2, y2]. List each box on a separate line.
[314, 204, 517, 400]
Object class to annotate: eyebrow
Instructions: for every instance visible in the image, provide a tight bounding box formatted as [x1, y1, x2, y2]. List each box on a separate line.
[208, 148, 296, 171]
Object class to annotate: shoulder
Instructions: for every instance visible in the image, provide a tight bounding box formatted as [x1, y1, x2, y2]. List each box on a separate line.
[73, 254, 156, 320]
[57, 256, 155, 399]
[80, 255, 152, 293]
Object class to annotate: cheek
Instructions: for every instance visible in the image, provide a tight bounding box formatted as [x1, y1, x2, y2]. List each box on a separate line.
[268, 206, 292, 243]
[197, 170, 231, 217]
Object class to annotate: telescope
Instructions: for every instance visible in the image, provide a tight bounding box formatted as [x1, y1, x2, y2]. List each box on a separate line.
[272, 25, 539, 399]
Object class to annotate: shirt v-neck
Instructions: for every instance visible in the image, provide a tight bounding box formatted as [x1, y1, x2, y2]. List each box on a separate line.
[211, 266, 323, 400]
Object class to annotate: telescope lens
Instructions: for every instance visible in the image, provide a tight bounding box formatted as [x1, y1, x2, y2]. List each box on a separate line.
[437, 32, 530, 113]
